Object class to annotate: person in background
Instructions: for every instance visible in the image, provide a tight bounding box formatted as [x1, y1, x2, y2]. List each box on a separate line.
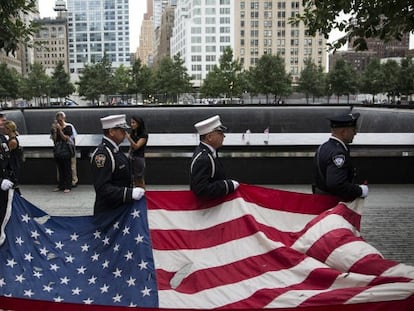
[125, 116, 148, 189]
[4, 120, 23, 195]
[66, 118, 78, 188]
[0, 111, 15, 224]
[190, 115, 239, 198]
[90, 114, 145, 215]
[312, 112, 368, 201]
[50, 111, 73, 193]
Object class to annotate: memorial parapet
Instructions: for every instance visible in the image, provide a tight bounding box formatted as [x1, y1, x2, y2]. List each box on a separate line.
[4, 105, 414, 185]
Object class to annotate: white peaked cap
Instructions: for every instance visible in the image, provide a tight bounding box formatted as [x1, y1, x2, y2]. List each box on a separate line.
[194, 115, 227, 135]
[100, 114, 130, 129]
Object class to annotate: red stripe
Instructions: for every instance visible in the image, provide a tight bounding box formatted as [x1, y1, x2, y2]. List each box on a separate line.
[350, 254, 399, 275]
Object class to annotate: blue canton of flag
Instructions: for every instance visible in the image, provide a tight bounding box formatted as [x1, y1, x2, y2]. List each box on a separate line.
[0, 190, 159, 308]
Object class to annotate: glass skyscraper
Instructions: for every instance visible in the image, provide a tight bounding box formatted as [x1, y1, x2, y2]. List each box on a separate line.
[66, 0, 130, 80]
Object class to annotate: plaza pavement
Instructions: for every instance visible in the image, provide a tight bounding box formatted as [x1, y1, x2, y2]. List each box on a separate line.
[18, 184, 414, 267]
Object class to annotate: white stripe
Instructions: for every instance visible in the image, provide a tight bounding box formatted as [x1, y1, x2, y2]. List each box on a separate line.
[292, 214, 360, 253]
[382, 263, 414, 279]
[190, 151, 203, 174]
[149, 198, 316, 232]
[345, 281, 414, 304]
[325, 240, 383, 272]
[158, 257, 331, 309]
[153, 232, 285, 272]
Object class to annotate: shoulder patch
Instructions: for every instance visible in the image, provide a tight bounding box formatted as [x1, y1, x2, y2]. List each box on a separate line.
[94, 154, 106, 168]
[332, 154, 345, 168]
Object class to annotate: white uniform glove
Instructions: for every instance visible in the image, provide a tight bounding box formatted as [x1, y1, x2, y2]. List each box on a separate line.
[231, 180, 240, 191]
[1, 179, 14, 191]
[359, 185, 369, 198]
[132, 187, 145, 200]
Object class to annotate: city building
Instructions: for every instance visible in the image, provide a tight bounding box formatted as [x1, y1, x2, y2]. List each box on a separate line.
[169, 0, 327, 87]
[153, 5, 176, 64]
[33, 18, 69, 75]
[66, 0, 131, 81]
[136, 0, 154, 65]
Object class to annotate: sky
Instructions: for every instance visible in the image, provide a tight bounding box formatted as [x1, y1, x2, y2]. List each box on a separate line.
[38, 0, 147, 52]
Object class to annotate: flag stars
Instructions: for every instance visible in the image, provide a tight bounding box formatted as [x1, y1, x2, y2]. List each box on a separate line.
[33, 270, 43, 278]
[55, 241, 64, 249]
[43, 284, 53, 292]
[77, 266, 87, 274]
[122, 226, 130, 235]
[113, 268, 123, 278]
[100, 284, 110, 293]
[113, 244, 120, 252]
[70, 232, 79, 241]
[112, 293, 122, 303]
[113, 221, 120, 229]
[23, 289, 35, 297]
[83, 298, 94, 304]
[15, 236, 24, 246]
[0, 278, 6, 287]
[131, 209, 140, 218]
[81, 243, 90, 252]
[88, 275, 97, 284]
[54, 296, 64, 302]
[138, 260, 148, 270]
[30, 230, 40, 239]
[45, 228, 54, 235]
[50, 263, 60, 272]
[102, 236, 110, 246]
[102, 260, 110, 269]
[71, 287, 82, 295]
[21, 214, 31, 223]
[134, 234, 144, 244]
[65, 254, 75, 263]
[91, 252, 100, 261]
[39, 247, 48, 256]
[60, 276, 70, 285]
[126, 276, 136, 287]
[6, 258, 17, 268]
[24, 253, 34, 262]
[15, 274, 26, 283]
[93, 230, 101, 239]
[141, 286, 151, 297]
[124, 250, 134, 261]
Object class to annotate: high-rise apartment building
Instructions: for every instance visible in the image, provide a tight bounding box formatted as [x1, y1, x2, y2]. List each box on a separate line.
[33, 18, 69, 75]
[169, 0, 327, 87]
[234, 1, 326, 83]
[170, 0, 234, 87]
[66, 0, 130, 80]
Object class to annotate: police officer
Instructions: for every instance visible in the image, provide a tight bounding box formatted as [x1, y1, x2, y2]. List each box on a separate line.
[190, 115, 239, 198]
[90, 114, 145, 214]
[312, 112, 368, 201]
[0, 111, 15, 224]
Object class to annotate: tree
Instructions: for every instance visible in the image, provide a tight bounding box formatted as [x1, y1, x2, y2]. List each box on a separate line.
[381, 60, 400, 103]
[360, 58, 385, 103]
[297, 58, 326, 104]
[398, 57, 414, 103]
[0, 64, 21, 104]
[129, 59, 154, 103]
[200, 66, 224, 98]
[328, 59, 359, 103]
[112, 64, 131, 103]
[249, 54, 292, 103]
[0, 0, 39, 55]
[50, 61, 75, 101]
[24, 62, 51, 106]
[153, 54, 192, 103]
[293, 0, 414, 51]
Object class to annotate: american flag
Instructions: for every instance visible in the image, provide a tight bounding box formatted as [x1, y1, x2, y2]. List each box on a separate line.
[1, 185, 414, 310]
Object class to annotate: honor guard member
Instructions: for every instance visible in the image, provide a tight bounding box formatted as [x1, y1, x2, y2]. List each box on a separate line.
[312, 112, 368, 201]
[0, 111, 15, 224]
[91, 114, 145, 214]
[190, 115, 239, 198]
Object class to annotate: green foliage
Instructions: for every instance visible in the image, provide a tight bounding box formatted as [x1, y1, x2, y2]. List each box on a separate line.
[328, 59, 359, 102]
[359, 58, 385, 102]
[293, 0, 413, 51]
[297, 58, 326, 103]
[249, 54, 292, 103]
[0, 0, 39, 55]
[50, 61, 75, 99]
[0, 64, 20, 100]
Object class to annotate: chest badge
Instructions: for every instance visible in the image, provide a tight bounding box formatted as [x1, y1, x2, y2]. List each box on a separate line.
[332, 155, 345, 168]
